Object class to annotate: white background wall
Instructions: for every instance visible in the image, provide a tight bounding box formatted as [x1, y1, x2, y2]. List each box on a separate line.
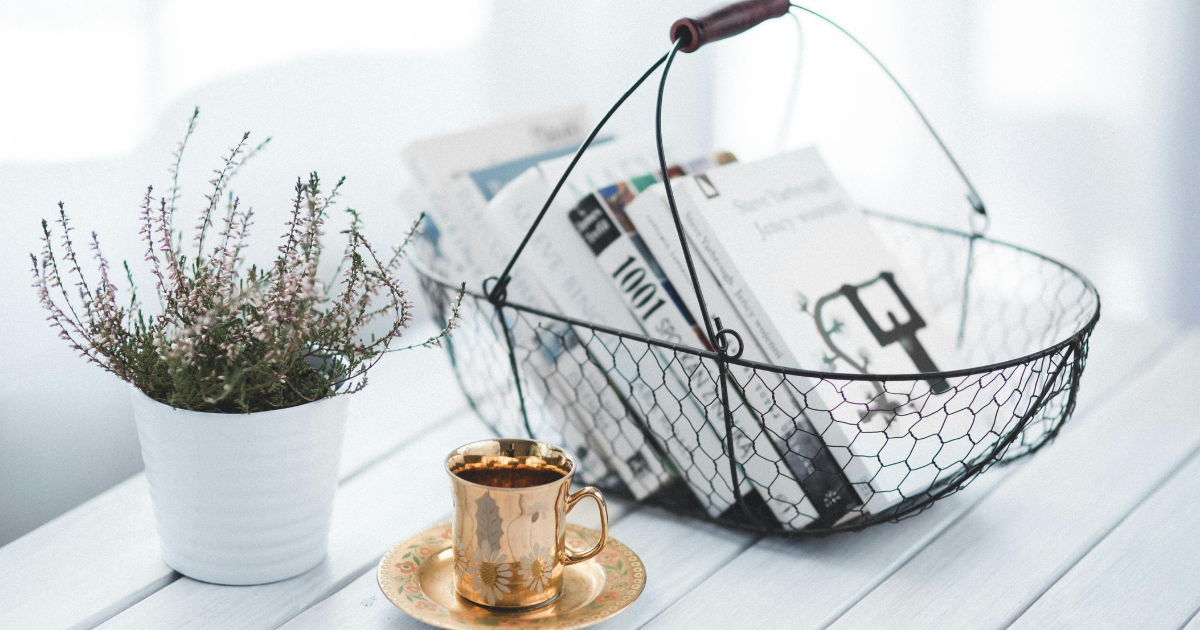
[0, 0, 714, 546]
[1, 0, 1195, 546]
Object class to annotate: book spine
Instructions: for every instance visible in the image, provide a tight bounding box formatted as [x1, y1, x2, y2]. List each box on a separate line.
[484, 169, 677, 499]
[671, 182, 884, 512]
[458, 176, 675, 495]
[617, 185, 863, 528]
[405, 188, 614, 485]
[569, 192, 751, 518]
[520, 323, 621, 486]
[527, 319, 675, 496]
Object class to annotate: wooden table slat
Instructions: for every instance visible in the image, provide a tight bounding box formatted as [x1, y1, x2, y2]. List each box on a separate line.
[0, 317, 1183, 630]
[827, 332, 1200, 630]
[589, 509, 757, 629]
[0, 475, 169, 630]
[280, 506, 754, 630]
[645, 321, 1177, 630]
[0, 345, 465, 630]
[96, 413, 484, 630]
[644, 475, 1004, 630]
[1009, 445, 1200, 629]
[277, 493, 635, 629]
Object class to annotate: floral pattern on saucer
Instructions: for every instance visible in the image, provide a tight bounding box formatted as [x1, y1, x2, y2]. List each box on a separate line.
[377, 522, 645, 630]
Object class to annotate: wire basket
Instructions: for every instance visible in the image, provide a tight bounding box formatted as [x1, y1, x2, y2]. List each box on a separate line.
[413, 1, 1100, 535]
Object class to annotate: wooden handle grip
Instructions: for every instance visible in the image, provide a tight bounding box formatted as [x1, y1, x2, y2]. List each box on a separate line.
[671, 0, 792, 53]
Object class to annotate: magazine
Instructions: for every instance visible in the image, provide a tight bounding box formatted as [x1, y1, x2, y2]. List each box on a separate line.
[401, 105, 625, 487]
[401, 103, 592, 195]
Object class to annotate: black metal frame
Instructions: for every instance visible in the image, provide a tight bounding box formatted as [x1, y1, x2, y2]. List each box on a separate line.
[414, 5, 1101, 536]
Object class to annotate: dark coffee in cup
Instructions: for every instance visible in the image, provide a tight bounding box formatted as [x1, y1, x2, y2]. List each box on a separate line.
[453, 463, 567, 489]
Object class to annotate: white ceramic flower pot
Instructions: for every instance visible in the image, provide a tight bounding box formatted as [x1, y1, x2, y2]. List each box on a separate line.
[130, 387, 348, 585]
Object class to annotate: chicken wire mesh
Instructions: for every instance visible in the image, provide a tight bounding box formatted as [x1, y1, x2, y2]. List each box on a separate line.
[409, 3, 1100, 535]
[416, 212, 1099, 536]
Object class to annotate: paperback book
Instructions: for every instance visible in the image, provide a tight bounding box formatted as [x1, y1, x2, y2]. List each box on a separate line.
[580, 170, 865, 529]
[459, 170, 676, 500]
[618, 177, 865, 528]
[670, 147, 972, 511]
[408, 116, 679, 500]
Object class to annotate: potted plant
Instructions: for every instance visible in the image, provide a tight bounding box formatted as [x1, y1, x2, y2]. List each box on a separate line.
[30, 109, 462, 585]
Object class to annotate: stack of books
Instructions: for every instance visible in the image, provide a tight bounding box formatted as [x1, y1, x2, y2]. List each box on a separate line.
[405, 105, 1019, 530]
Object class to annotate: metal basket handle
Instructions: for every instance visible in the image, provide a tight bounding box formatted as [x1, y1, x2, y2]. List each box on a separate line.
[483, 3, 991, 504]
[490, 1, 988, 308]
[670, 0, 792, 53]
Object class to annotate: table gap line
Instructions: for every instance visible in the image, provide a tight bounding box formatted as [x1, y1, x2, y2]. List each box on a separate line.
[80, 404, 471, 630]
[1000, 438, 1200, 630]
[633, 533, 764, 630]
[814, 472, 1007, 630]
[73, 573, 178, 630]
[271, 503, 647, 630]
[783, 328, 1186, 630]
[264, 555, 389, 630]
[1176, 603, 1200, 630]
[339, 404, 471, 487]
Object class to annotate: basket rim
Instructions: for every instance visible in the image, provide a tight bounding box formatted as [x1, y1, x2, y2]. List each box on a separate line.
[414, 210, 1101, 382]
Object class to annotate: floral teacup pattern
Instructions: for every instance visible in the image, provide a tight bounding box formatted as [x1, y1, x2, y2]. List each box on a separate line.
[451, 484, 569, 608]
[518, 543, 554, 594]
[445, 439, 609, 610]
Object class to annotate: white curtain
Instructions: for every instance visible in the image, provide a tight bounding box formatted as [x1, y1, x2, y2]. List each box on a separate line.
[712, 0, 1190, 325]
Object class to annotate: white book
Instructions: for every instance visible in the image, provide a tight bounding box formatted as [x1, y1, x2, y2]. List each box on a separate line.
[672, 147, 973, 511]
[488, 142, 753, 517]
[457, 156, 680, 500]
[587, 175, 847, 530]
[402, 103, 592, 196]
[620, 179, 866, 528]
[568, 188, 765, 520]
[642, 180, 886, 510]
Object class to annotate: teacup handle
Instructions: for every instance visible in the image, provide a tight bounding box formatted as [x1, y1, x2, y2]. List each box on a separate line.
[563, 486, 608, 564]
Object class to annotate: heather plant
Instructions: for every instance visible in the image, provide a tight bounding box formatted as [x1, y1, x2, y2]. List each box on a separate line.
[31, 109, 463, 413]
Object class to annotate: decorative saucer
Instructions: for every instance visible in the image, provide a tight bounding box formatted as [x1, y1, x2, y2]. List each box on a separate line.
[377, 522, 645, 629]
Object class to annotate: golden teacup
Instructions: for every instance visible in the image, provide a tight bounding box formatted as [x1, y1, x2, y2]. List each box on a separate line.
[445, 438, 608, 609]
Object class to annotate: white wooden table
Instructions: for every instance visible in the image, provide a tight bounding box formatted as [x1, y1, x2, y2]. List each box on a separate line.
[2, 320, 1196, 630]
